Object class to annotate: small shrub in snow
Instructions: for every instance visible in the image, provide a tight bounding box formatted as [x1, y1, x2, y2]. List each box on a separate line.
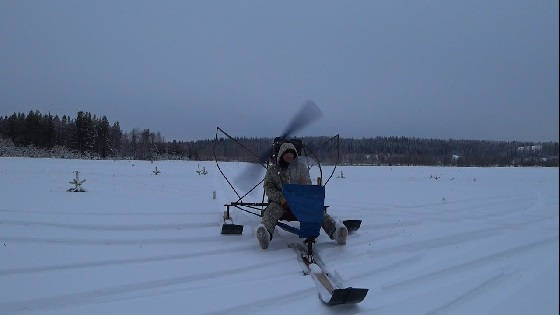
[67, 171, 86, 192]
[153, 166, 161, 175]
[195, 164, 208, 175]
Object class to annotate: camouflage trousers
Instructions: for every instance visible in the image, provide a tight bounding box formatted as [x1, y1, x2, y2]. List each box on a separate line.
[261, 202, 338, 238]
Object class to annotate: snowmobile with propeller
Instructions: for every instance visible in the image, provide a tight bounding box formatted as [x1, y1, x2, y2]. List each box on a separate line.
[213, 101, 368, 305]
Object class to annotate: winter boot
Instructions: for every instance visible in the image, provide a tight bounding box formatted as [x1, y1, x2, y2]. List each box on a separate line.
[332, 222, 348, 245]
[256, 224, 271, 250]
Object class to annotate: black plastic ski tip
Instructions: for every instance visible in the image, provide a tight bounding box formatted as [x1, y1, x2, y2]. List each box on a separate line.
[327, 287, 368, 305]
[221, 224, 243, 235]
[342, 220, 362, 233]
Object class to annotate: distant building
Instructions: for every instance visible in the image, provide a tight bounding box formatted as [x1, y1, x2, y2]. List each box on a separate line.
[517, 145, 542, 152]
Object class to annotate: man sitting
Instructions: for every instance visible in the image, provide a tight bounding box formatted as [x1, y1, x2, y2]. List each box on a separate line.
[256, 142, 348, 249]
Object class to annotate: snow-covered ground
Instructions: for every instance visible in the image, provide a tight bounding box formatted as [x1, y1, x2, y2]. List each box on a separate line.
[0, 158, 558, 315]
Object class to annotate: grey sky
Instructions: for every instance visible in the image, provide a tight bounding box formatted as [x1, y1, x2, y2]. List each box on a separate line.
[1, 1, 558, 141]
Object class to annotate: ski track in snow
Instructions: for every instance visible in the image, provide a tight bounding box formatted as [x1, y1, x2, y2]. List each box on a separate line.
[0, 244, 257, 277]
[0, 158, 557, 315]
[379, 237, 557, 292]
[0, 235, 236, 246]
[423, 272, 511, 315]
[0, 208, 215, 216]
[0, 219, 218, 231]
[0, 257, 296, 314]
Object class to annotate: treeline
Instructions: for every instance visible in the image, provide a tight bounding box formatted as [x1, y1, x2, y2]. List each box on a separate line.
[0, 111, 163, 160]
[1, 110, 558, 166]
[197, 136, 559, 167]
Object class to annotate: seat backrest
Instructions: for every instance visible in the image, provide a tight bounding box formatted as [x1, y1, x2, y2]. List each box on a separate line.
[282, 184, 325, 238]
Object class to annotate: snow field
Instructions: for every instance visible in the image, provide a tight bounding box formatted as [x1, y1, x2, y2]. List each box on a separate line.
[0, 158, 557, 314]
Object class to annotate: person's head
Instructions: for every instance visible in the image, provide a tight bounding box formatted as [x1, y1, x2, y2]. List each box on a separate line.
[281, 151, 295, 164]
[277, 142, 298, 167]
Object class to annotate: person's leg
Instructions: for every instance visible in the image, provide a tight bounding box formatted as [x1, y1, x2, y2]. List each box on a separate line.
[261, 203, 286, 236]
[322, 213, 337, 237]
[322, 213, 347, 245]
[257, 202, 286, 249]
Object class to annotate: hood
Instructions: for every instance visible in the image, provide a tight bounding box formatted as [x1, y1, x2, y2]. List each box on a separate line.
[277, 142, 298, 164]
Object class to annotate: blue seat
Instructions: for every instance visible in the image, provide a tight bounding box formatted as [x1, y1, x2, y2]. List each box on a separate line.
[279, 184, 325, 238]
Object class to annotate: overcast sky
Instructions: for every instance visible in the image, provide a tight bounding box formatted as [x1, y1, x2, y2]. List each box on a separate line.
[1, 1, 558, 141]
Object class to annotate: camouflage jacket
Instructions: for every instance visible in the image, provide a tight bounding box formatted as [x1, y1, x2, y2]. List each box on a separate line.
[264, 142, 311, 204]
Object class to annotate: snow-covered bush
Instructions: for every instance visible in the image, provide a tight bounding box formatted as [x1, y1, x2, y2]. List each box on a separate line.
[195, 164, 208, 175]
[67, 171, 86, 192]
[153, 166, 161, 175]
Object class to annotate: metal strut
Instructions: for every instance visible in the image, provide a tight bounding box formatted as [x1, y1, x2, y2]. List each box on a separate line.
[303, 238, 316, 264]
[213, 126, 269, 204]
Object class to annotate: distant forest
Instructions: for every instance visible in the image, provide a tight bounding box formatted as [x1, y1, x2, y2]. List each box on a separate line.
[0, 110, 558, 167]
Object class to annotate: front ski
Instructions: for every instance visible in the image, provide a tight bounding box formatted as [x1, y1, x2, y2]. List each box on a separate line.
[221, 210, 243, 235]
[290, 242, 368, 305]
[342, 219, 362, 233]
[221, 222, 243, 234]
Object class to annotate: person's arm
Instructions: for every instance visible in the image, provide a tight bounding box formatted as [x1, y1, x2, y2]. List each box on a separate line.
[264, 167, 285, 204]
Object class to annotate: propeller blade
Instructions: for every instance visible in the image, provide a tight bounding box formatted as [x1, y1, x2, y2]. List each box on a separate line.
[234, 100, 322, 191]
[234, 146, 272, 190]
[280, 100, 322, 138]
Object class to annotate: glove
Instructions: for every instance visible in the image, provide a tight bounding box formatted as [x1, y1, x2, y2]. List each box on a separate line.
[280, 198, 289, 210]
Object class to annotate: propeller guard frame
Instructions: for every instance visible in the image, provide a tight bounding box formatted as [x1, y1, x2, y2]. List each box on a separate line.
[213, 127, 343, 233]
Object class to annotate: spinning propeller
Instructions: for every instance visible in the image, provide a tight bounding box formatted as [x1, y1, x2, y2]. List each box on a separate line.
[235, 100, 322, 188]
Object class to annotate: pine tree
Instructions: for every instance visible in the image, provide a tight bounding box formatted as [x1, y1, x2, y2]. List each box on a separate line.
[95, 116, 111, 157]
[0, 116, 4, 136]
[131, 129, 138, 158]
[45, 113, 56, 148]
[110, 121, 122, 156]
[24, 110, 41, 145]
[74, 111, 95, 154]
